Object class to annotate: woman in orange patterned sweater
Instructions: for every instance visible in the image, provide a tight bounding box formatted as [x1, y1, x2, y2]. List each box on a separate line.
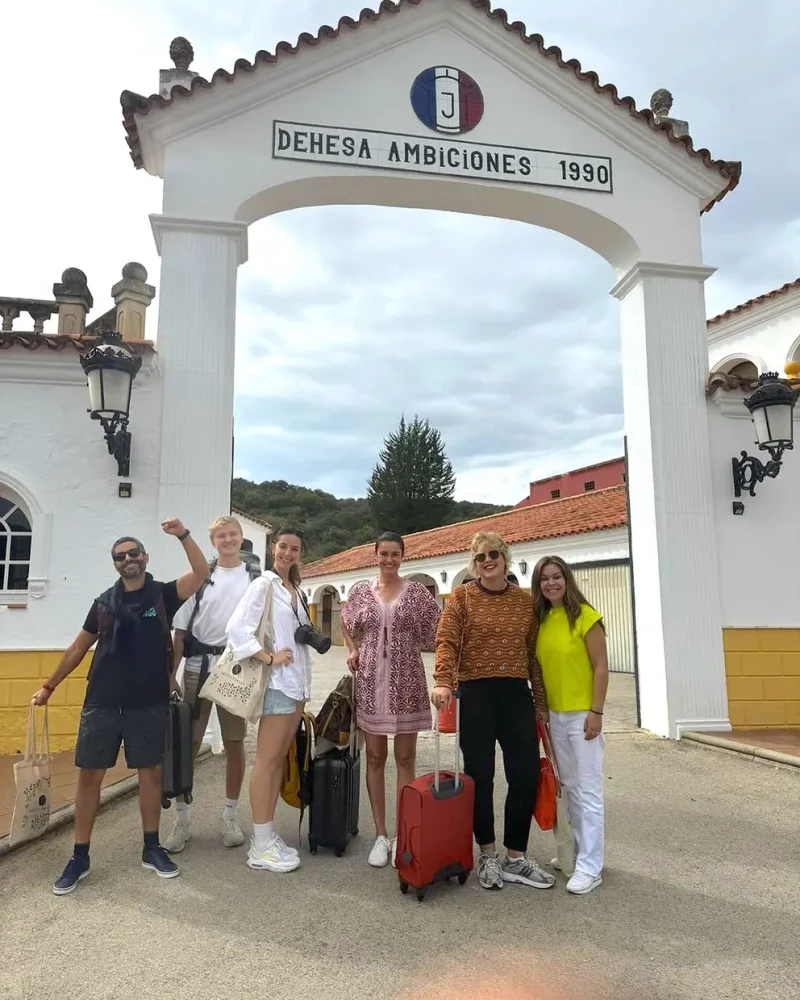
[432, 531, 554, 892]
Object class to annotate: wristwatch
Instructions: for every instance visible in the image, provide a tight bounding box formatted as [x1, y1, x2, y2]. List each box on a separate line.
[177, 529, 191, 541]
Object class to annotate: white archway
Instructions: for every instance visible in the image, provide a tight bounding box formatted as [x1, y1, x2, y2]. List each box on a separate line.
[129, 1, 736, 737]
[712, 353, 764, 378]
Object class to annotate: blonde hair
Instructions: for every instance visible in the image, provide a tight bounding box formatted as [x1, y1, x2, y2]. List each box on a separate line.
[208, 515, 243, 542]
[468, 531, 511, 578]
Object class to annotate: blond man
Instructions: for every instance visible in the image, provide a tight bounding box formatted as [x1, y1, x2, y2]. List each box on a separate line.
[163, 516, 262, 853]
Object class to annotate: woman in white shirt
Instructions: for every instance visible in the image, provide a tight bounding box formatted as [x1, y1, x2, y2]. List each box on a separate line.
[226, 527, 313, 874]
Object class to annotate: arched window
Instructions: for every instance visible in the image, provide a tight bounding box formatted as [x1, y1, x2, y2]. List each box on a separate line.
[727, 360, 759, 379]
[0, 493, 32, 593]
[712, 356, 761, 379]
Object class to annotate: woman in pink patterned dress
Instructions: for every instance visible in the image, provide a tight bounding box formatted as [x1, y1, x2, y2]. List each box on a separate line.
[341, 532, 440, 869]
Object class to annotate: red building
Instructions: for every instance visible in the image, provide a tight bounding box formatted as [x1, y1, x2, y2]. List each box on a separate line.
[515, 457, 625, 508]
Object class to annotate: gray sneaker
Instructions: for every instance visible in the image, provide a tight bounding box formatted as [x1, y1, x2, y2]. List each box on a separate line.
[477, 852, 504, 890]
[502, 855, 557, 889]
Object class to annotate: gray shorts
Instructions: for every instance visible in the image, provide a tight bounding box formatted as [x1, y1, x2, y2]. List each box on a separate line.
[75, 704, 168, 771]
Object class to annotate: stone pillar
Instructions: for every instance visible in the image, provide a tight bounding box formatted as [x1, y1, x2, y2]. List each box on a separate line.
[111, 262, 156, 340]
[150, 214, 248, 576]
[53, 267, 93, 336]
[612, 261, 730, 738]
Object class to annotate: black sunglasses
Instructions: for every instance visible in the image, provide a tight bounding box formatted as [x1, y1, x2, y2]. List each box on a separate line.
[474, 550, 501, 563]
[113, 547, 144, 562]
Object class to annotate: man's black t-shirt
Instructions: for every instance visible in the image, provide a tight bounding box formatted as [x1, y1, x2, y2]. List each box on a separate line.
[82, 580, 182, 709]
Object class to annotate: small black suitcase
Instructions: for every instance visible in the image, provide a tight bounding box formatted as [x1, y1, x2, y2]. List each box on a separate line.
[308, 747, 360, 856]
[162, 695, 194, 809]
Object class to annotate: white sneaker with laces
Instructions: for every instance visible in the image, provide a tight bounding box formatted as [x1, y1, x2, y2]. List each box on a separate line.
[222, 816, 246, 848]
[567, 871, 603, 894]
[273, 833, 299, 858]
[163, 819, 190, 854]
[246, 836, 301, 873]
[391, 838, 398, 868]
[368, 836, 391, 868]
[477, 852, 504, 890]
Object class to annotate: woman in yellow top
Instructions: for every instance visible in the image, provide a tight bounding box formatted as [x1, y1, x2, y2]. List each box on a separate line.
[533, 555, 609, 895]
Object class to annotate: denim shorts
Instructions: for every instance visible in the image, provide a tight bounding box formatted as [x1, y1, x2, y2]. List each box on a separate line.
[263, 687, 302, 716]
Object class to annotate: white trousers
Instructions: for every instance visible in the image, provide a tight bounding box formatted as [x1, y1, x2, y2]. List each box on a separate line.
[549, 710, 604, 878]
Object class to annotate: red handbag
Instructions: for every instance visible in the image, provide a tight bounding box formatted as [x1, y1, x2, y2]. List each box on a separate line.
[533, 717, 559, 832]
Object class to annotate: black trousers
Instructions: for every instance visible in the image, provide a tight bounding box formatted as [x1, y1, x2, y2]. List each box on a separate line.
[459, 677, 540, 853]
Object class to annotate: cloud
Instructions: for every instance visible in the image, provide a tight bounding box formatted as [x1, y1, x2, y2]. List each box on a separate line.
[4, 0, 798, 507]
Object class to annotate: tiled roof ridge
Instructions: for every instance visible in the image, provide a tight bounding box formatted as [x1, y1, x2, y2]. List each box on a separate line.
[302, 484, 627, 577]
[707, 277, 800, 326]
[120, 0, 741, 211]
[0, 332, 153, 354]
[231, 507, 273, 529]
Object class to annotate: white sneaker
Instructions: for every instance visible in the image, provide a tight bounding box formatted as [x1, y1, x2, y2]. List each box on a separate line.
[273, 833, 299, 858]
[163, 819, 190, 854]
[368, 835, 391, 868]
[550, 857, 561, 871]
[391, 838, 398, 869]
[222, 816, 246, 848]
[246, 837, 301, 873]
[567, 871, 603, 895]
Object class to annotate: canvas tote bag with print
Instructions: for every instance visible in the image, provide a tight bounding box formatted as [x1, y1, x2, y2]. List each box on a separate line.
[9, 705, 52, 847]
[200, 578, 275, 723]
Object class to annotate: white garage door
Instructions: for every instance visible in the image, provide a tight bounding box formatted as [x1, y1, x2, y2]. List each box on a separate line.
[571, 561, 635, 674]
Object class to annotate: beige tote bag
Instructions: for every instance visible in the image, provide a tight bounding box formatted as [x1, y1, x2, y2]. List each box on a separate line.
[200, 579, 274, 723]
[9, 705, 52, 847]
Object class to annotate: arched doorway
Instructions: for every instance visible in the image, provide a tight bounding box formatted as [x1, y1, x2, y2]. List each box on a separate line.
[124, 1, 738, 737]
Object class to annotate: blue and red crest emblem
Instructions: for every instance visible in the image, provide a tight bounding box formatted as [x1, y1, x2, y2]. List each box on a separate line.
[410, 66, 484, 135]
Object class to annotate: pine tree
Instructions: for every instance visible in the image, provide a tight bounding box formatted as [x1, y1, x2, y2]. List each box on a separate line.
[367, 416, 456, 534]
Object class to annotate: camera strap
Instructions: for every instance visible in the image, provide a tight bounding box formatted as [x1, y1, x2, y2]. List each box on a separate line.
[292, 587, 311, 627]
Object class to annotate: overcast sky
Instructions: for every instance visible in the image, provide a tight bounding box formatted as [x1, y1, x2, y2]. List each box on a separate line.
[3, 0, 798, 504]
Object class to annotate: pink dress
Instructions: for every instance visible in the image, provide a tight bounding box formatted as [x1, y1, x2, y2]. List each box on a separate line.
[341, 580, 440, 735]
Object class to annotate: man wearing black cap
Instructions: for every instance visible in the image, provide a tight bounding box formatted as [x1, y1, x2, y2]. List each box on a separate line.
[32, 518, 208, 894]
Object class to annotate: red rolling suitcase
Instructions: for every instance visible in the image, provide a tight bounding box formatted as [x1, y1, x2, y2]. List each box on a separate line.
[396, 692, 474, 901]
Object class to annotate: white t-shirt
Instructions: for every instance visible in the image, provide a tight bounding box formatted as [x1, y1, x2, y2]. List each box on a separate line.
[173, 563, 250, 671]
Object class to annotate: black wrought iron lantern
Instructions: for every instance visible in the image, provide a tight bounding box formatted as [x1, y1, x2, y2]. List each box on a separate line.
[732, 373, 798, 500]
[80, 331, 142, 477]
[519, 560, 528, 576]
[440, 570, 447, 583]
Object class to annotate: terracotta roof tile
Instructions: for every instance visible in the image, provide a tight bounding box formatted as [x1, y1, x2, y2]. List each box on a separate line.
[706, 371, 800, 396]
[121, 0, 739, 210]
[707, 277, 800, 326]
[0, 332, 154, 354]
[303, 485, 627, 578]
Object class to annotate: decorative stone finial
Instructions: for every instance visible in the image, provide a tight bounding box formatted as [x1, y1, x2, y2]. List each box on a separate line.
[649, 88, 689, 138]
[61, 267, 88, 286]
[169, 37, 194, 71]
[650, 88, 673, 123]
[122, 262, 148, 282]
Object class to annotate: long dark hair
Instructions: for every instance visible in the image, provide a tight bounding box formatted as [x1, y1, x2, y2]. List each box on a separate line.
[272, 526, 306, 587]
[532, 555, 603, 633]
[374, 531, 405, 554]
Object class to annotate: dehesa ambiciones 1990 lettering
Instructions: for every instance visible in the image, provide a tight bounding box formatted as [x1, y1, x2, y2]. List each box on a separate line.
[559, 159, 610, 186]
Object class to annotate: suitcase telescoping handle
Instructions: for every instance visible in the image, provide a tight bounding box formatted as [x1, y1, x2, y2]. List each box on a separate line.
[433, 689, 461, 795]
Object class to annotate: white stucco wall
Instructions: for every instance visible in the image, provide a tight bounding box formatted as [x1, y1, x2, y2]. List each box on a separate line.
[709, 393, 800, 627]
[303, 526, 630, 604]
[236, 513, 270, 566]
[0, 348, 165, 650]
[708, 285, 800, 374]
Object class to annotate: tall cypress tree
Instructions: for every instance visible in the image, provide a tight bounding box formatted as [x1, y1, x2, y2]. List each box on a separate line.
[367, 416, 456, 534]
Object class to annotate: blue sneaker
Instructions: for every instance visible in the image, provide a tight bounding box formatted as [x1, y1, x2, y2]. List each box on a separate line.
[142, 844, 180, 879]
[53, 854, 90, 895]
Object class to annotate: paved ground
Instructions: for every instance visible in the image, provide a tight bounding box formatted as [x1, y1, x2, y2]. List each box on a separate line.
[1, 652, 798, 1000]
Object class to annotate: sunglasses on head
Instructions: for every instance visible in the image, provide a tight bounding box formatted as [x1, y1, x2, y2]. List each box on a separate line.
[113, 547, 143, 562]
[474, 550, 501, 563]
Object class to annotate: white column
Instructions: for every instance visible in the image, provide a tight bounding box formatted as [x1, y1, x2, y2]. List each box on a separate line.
[612, 261, 730, 738]
[150, 215, 248, 576]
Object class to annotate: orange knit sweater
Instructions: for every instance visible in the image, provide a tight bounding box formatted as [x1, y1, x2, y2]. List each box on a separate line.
[433, 582, 548, 710]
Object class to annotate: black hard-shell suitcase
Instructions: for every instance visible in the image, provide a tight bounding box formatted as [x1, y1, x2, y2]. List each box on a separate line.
[308, 747, 360, 856]
[161, 695, 194, 809]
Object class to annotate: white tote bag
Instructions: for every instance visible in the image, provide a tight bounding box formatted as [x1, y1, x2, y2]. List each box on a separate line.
[9, 705, 52, 847]
[200, 579, 274, 723]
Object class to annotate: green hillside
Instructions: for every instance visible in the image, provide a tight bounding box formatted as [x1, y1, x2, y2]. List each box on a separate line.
[231, 478, 510, 563]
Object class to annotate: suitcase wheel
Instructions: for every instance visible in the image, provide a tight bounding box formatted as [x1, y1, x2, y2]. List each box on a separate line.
[353, 828, 358, 837]
[399, 881, 409, 895]
[184, 792, 193, 806]
[457, 872, 469, 886]
[335, 846, 346, 858]
[415, 888, 426, 902]
[309, 839, 318, 855]
[161, 797, 171, 810]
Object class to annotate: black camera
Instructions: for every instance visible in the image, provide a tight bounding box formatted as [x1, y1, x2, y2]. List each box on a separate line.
[294, 623, 332, 655]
